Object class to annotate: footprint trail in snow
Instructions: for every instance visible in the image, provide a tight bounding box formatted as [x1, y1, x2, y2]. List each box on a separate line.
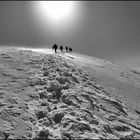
[0, 48, 140, 139]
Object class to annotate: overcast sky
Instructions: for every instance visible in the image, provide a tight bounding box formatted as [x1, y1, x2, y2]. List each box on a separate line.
[0, 1, 140, 70]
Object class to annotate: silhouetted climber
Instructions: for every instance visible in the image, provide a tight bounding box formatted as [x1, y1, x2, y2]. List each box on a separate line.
[60, 45, 63, 52]
[65, 46, 68, 52]
[52, 44, 58, 53]
[69, 47, 73, 52]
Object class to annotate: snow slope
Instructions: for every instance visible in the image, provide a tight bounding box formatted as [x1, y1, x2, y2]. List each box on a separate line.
[0, 47, 140, 139]
[60, 52, 140, 112]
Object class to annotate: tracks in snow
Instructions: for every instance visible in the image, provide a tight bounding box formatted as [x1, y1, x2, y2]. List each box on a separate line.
[0, 50, 140, 139]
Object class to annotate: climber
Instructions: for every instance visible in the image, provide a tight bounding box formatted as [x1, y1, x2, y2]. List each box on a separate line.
[69, 47, 73, 52]
[65, 46, 68, 52]
[52, 44, 58, 53]
[60, 45, 63, 52]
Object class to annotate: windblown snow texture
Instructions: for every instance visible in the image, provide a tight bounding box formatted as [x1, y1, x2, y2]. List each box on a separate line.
[0, 48, 140, 139]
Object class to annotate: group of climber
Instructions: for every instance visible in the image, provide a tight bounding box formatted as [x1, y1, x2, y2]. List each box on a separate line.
[52, 44, 73, 53]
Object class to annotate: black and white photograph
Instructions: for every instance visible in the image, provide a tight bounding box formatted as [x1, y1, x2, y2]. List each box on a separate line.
[0, 1, 140, 139]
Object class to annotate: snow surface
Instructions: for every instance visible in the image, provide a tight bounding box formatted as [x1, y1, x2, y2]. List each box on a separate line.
[0, 47, 140, 139]
[17, 47, 140, 111]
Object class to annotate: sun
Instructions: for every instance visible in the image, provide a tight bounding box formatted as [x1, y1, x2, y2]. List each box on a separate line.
[33, 1, 82, 38]
[40, 1, 75, 23]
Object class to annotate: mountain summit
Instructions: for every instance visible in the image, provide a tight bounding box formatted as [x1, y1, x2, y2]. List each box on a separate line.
[0, 47, 140, 139]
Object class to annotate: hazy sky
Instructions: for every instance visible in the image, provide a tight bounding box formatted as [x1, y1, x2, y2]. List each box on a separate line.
[0, 1, 140, 70]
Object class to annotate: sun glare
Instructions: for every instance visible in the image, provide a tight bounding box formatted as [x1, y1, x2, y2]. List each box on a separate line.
[33, 1, 83, 39]
[40, 1, 75, 23]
